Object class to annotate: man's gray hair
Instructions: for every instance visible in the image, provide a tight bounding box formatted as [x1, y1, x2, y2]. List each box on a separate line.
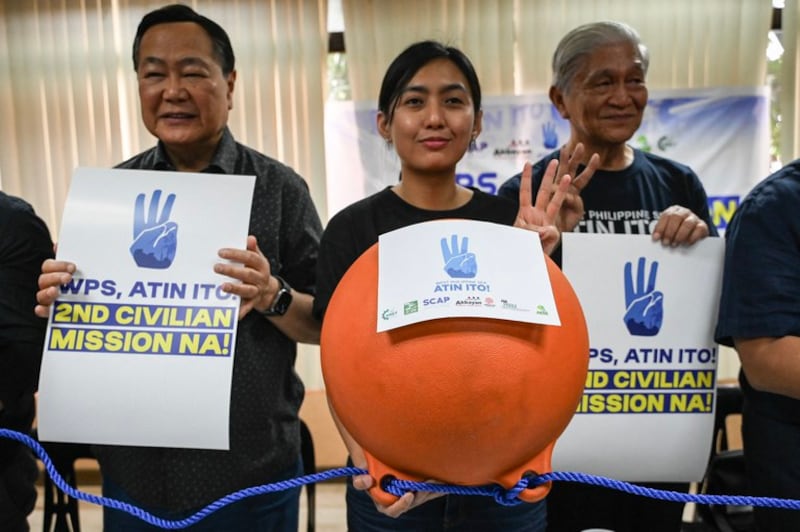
[552, 21, 650, 94]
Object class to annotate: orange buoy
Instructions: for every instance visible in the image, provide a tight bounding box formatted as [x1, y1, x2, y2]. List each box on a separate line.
[321, 241, 589, 506]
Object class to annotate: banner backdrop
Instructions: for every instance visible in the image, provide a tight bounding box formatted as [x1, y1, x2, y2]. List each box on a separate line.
[324, 87, 770, 233]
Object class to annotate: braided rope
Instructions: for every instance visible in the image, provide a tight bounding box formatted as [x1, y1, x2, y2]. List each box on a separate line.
[6, 428, 798, 529]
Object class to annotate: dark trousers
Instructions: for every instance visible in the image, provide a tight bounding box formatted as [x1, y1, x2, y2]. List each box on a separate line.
[101, 459, 302, 531]
[0, 443, 38, 532]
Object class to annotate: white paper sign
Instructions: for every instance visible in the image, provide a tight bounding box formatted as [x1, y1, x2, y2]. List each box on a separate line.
[37, 167, 255, 450]
[558, 233, 724, 481]
[376, 219, 559, 332]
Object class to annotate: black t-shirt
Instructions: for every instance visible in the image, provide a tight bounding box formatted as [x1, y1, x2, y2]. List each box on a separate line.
[313, 187, 517, 320]
[0, 192, 53, 414]
[498, 148, 717, 263]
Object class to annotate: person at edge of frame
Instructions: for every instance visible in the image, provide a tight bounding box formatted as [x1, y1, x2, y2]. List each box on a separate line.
[1, 192, 54, 532]
[498, 20, 716, 532]
[34, 4, 323, 531]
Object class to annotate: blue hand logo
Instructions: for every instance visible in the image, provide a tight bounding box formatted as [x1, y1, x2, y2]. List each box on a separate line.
[542, 122, 558, 149]
[130, 189, 178, 269]
[441, 234, 477, 278]
[623, 257, 663, 336]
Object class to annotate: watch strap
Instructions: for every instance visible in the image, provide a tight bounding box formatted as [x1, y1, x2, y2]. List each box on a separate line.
[259, 275, 293, 316]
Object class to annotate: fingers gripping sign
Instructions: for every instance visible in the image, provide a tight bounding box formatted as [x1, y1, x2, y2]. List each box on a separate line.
[652, 204, 710, 247]
[215, 235, 275, 320]
[515, 160, 570, 255]
[35, 258, 77, 318]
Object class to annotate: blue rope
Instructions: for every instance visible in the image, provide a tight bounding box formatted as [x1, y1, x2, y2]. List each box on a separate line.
[5, 427, 800, 529]
[1, 429, 361, 529]
[384, 472, 800, 510]
[536, 471, 800, 510]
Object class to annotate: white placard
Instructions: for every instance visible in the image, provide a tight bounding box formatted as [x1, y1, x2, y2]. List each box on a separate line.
[558, 233, 724, 481]
[37, 167, 255, 450]
[376, 219, 559, 332]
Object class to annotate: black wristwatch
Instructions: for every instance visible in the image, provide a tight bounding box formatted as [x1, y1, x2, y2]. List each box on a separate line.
[258, 275, 293, 317]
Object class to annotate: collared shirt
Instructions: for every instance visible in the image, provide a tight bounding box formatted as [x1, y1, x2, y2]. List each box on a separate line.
[93, 127, 323, 511]
[715, 160, 800, 424]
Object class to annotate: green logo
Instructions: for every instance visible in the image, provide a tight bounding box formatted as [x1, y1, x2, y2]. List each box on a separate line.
[404, 301, 419, 315]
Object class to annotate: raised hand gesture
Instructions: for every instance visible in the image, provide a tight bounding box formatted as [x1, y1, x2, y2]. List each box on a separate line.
[542, 121, 559, 150]
[440, 235, 477, 278]
[130, 189, 178, 269]
[554, 143, 600, 232]
[623, 257, 664, 336]
[514, 159, 571, 256]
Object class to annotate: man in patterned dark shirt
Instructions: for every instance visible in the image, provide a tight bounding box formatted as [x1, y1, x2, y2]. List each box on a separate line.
[34, 4, 322, 531]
